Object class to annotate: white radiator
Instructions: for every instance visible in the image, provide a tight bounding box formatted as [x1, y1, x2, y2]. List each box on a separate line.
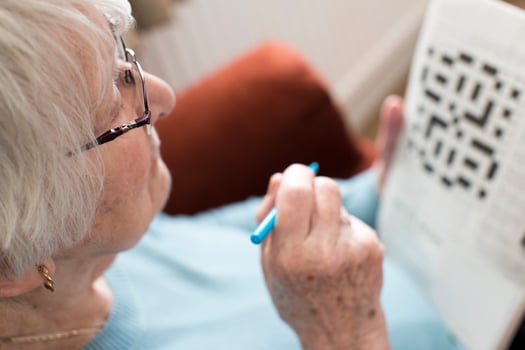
[139, 0, 429, 132]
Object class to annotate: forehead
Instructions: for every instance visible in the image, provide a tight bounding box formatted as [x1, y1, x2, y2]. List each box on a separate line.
[82, 4, 116, 69]
[74, 4, 117, 124]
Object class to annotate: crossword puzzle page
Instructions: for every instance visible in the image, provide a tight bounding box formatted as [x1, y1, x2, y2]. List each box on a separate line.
[378, 0, 525, 349]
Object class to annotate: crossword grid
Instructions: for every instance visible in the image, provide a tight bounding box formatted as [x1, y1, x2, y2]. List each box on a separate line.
[407, 45, 522, 200]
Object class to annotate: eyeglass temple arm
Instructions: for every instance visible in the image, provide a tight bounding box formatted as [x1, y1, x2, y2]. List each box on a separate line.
[79, 122, 134, 153]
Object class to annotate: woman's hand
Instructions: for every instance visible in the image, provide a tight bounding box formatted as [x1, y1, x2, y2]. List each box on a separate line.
[374, 95, 404, 192]
[257, 165, 389, 350]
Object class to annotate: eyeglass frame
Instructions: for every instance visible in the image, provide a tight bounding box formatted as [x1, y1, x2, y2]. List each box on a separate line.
[78, 37, 151, 153]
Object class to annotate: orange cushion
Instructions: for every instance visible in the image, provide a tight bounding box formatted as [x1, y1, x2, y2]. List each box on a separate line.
[157, 42, 375, 215]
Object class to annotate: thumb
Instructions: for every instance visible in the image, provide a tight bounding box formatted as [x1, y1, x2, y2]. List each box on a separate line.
[256, 173, 283, 223]
[375, 95, 404, 191]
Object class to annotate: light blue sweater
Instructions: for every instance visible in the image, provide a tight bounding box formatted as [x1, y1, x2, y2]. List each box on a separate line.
[83, 171, 460, 350]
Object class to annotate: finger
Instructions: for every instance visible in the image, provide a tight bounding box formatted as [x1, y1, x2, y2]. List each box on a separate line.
[256, 172, 283, 222]
[376, 95, 404, 162]
[271, 164, 316, 249]
[375, 95, 404, 190]
[383, 96, 404, 160]
[309, 176, 342, 245]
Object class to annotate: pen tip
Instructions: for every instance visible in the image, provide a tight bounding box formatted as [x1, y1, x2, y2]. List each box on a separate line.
[309, 162, 319, 174]
[251, 235, 262, 244]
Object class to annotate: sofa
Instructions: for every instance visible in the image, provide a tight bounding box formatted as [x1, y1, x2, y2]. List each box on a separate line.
[156, 42, 376, 215]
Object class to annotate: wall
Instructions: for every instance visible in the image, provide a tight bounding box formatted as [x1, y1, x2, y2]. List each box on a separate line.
[139, 0, 430, 134]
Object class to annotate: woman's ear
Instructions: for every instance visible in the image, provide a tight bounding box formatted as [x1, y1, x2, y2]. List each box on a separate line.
[0, 259, 55, 298]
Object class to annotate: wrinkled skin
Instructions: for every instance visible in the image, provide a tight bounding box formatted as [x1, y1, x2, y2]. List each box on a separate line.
[256, 95, 404, 350]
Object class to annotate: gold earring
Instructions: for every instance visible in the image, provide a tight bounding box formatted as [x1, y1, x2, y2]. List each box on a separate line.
[37, 265, 55, 292]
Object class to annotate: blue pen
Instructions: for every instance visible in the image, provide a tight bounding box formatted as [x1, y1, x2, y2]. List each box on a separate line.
[250, 162, 319, 244]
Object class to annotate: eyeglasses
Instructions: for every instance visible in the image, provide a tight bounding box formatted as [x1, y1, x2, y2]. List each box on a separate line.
[78, 37, 151, 153]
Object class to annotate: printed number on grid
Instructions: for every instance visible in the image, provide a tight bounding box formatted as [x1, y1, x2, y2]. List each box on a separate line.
[407, 45, 523, 201]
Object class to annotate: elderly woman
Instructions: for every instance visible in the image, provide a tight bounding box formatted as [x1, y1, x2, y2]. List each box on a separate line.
[0, 1, 460, 349]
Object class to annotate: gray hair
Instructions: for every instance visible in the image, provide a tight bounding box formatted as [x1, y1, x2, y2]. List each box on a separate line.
[0, 0, 133, 278]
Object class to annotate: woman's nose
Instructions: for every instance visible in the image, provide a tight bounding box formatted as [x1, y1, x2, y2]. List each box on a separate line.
[144, 72, 176, 124]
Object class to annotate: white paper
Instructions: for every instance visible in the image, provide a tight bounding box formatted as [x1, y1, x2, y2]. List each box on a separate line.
[378, 0, 525, 349]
